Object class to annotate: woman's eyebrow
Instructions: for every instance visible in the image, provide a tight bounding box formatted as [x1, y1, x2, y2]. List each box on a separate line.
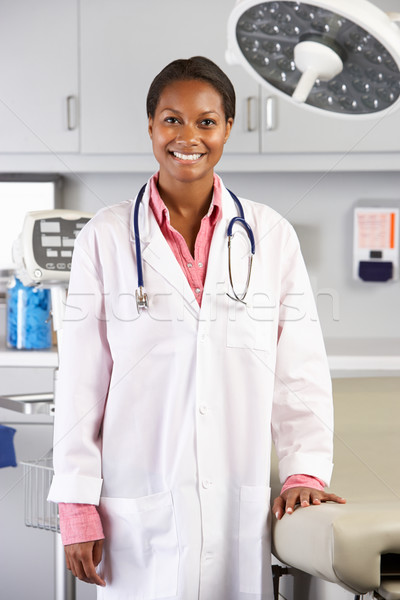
[159, 108, 220, 116]
[198, 111, 220, 116]
[160, 107, 182, 114]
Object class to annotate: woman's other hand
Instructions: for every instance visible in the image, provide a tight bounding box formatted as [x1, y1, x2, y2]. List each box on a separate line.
[272, 486, 346, 520]
[64, 539, 106, 586]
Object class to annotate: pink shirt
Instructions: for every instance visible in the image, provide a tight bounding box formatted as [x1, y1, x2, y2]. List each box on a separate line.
[149, 172, 222, 306]
[58, 174, 325, 545]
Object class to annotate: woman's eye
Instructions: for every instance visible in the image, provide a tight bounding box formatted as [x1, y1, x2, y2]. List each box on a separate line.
[201, 119, 216, 126]
[165, 116, 179, 124]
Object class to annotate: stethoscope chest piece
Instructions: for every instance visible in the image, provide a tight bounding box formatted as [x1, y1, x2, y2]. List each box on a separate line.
[135, 286, 148, 311]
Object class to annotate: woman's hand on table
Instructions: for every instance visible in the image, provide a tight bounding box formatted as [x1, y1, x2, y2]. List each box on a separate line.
[273, 486, 346, 520]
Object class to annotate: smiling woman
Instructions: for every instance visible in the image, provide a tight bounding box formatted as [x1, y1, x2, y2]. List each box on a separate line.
[147, 78, 233, 251]
[48, 55, 344, 600]
[148, 79, 232, 177]
[146, 59, 235, 252]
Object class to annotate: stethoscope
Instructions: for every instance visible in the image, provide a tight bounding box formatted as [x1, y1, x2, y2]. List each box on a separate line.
[134, 183, 255, 312]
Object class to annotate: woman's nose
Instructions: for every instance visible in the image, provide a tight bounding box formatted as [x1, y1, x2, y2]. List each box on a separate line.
[176, 123, 199, 144]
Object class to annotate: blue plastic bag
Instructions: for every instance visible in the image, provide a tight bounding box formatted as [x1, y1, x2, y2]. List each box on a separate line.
[0, 424, 17, 468]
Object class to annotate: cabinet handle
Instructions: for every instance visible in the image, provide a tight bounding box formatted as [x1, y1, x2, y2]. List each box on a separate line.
[265, 96, 277, 131]
[66, 95, 78, 131]
[246, 96, 257, 132]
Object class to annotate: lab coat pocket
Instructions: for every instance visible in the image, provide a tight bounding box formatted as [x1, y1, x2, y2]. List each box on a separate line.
[227, 300, 272, 352]
[226, 229, 274, 352]
[98, 490, 180, 599]
[239, 485, 272, 595]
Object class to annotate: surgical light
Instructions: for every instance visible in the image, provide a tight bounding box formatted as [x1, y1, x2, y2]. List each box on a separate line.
[226, 0, 400, 114]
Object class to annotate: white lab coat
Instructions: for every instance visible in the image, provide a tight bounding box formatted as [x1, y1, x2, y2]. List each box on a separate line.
[48, 175, 334, 600]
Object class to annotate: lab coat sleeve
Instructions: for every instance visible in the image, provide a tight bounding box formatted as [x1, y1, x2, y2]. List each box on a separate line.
[271, 225, 334, 487]
[48, 231, 113, 505]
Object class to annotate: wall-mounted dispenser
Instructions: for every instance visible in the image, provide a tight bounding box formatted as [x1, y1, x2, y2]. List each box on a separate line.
[353, 207, 399, 282]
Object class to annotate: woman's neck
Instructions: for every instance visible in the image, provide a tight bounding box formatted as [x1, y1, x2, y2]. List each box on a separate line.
[157, 173, 214, 218]
[157, 172, 215, 255]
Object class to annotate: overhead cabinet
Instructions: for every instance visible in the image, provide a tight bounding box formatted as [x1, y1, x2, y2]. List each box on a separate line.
[1, 0, 400, 165]
[0, 0, 79, 153]
[74, 0, 400, 157]
[259, 90, 400, 154]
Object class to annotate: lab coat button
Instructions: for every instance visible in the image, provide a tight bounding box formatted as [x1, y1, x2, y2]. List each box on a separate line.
[202, 479, 213, 489]
[199, 405, 208, 415]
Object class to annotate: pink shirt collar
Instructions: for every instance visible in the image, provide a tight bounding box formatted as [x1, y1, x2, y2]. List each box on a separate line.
[148, 172, 222, 228]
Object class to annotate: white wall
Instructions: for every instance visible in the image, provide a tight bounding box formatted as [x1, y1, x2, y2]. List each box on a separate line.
[60, 169, 400, 342]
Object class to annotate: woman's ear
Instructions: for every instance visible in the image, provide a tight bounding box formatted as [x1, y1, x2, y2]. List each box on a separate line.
[224, 118, 234, 143]
[148, 116, 153, 139]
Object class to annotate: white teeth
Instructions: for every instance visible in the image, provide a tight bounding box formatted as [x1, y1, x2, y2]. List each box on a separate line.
[172, 152, 202, 161]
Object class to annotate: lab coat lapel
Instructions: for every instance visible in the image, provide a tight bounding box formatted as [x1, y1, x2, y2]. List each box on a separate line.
[129, 181, 200, 315]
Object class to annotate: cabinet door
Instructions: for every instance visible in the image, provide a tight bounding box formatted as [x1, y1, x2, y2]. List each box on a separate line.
[0, 0, 79, 153]
[260, 89, 400, 154]
[80, 0, 259, 154]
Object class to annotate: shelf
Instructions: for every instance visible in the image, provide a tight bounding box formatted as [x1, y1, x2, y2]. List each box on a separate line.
[0, 336, 58, 368]
[0, 393, 54, 415]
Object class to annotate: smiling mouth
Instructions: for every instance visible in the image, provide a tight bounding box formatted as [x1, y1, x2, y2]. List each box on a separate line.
[170, 151, 204, 161]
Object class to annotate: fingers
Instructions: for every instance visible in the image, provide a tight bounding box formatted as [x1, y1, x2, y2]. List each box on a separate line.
[64, 541, 106, 587]
[273, 488, 347, 519]
[272, 488, 300, 519]
[309, 491, 346, 505]
[93, 539, 104, 568]
[272, 495, 285, 521]
[321, 492, 347, 504]
[283, 488, 302, 514]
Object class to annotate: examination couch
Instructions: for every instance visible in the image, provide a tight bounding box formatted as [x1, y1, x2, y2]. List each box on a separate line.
[270, 377, 400, 600]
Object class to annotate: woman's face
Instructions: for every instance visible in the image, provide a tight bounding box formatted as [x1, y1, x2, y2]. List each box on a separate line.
[148, 79, 233, 187]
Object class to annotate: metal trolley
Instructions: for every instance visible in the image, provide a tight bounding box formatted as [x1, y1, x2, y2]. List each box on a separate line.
[21, 451, 59, 533]
[6, 392, 76, 600]
[20, 448, 75, 600]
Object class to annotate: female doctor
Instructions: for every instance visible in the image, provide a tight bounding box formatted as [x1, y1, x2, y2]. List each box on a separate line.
[48, 56, 345, 599]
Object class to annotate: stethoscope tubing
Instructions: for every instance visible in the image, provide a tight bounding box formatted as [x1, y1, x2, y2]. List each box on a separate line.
[133, 183, 255, 309]
[133, 184, 147, 289]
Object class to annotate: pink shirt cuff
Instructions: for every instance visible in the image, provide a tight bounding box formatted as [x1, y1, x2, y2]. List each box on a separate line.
[58, 503, 104, 546]
[280, 474, 325, 495]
